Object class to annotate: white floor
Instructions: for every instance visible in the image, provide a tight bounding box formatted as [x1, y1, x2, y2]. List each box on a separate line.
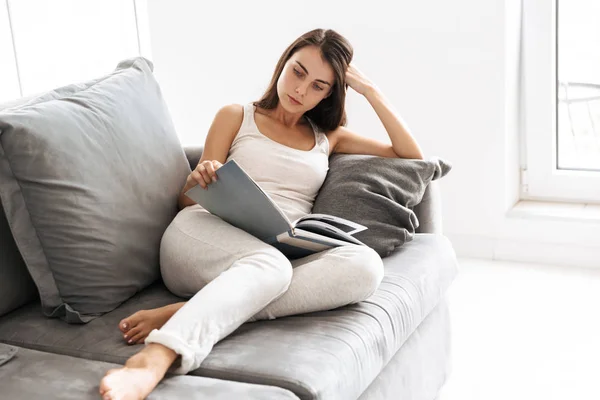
[438, 257, 600, 400]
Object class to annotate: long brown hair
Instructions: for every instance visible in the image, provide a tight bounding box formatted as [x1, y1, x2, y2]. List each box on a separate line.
[253, 29, 353, 132]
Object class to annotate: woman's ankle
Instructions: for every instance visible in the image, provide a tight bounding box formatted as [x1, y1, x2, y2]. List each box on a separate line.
[126, 343, 179, 376]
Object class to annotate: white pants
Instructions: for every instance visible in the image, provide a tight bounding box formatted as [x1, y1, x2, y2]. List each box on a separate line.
[145, 205, 384, 374]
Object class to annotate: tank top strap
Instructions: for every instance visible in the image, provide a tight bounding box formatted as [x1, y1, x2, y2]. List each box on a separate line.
[241, 103, 256, 130]
[306, 117, 330, 156]
[230, 103, 257, 148]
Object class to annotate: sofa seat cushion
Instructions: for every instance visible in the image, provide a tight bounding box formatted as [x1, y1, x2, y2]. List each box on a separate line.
[0, 344, 299, 400]
[0, 234, 458, 400]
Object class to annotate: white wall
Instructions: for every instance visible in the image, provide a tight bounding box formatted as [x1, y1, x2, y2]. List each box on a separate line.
[146, 0, 600, 268]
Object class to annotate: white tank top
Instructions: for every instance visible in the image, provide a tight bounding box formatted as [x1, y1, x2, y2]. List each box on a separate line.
[224, 103, 330, 222]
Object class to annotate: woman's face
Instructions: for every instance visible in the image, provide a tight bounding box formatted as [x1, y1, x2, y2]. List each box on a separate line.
[277, 46, 335, 113]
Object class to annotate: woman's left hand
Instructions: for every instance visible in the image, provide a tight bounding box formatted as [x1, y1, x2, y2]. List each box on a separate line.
[345, 64, 376, 96]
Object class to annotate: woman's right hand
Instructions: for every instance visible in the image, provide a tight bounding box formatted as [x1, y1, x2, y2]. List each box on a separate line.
[187, 160, 223, 190]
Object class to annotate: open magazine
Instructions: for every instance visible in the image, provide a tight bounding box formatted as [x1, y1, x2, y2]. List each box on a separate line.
[184, 159, 368, 258]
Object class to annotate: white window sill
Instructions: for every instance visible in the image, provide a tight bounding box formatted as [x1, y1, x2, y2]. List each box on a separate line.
[507, 200, 600, 224]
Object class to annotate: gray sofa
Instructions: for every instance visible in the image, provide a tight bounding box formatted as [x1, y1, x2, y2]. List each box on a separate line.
[0, 59, 458, 399]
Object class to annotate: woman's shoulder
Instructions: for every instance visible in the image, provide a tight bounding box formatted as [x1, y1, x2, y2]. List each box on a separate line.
[216, 103, 245, 119]
[210, 104, 245, 136]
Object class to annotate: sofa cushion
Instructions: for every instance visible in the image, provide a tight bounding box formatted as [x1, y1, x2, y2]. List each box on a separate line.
[357, 297, 451, 400]
[0, 345, 299, 400]
[0, 57, 191, 323]
[312, 154, 451, 258]
[0, 234, 458, 400]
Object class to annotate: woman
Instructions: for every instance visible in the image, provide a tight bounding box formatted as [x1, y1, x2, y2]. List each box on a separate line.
[99, 28, 423, 400]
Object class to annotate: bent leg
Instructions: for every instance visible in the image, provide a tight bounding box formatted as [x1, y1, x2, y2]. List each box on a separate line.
[144, 205, 293, 373]
[251, 244, 384, 321]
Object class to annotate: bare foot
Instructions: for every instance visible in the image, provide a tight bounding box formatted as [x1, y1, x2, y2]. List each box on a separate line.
[119, 302, 185, 345]
[99, 343, 178, 400]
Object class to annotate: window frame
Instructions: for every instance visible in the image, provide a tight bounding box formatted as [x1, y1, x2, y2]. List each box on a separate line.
[522, 0, 600, 204]
[1, 0, 151, 103]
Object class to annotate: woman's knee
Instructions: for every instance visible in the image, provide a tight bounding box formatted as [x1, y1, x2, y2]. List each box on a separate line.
[159, 206, 293, 298]
[346, 246, 385, 301]
[248, 247, 293, 296]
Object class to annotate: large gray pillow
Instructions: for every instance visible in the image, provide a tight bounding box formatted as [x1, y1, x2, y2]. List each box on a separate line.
[0, 57, 190, 323]
[312, 154, 451, 257]
[0, 202, 37, 316]
[0, 97, 38, 318]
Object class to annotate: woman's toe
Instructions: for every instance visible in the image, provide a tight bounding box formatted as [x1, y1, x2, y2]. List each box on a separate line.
[124, 327, 142, 343]
[99, 372, 113, 394]
[119, 311, 145, 333]
[130, 330, 147, 345]
[119, 318, 130, 333]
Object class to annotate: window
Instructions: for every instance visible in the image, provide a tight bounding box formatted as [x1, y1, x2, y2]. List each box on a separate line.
[522, 0, 600, 203]
[0, 0, 150, 102]
[0, 3, 20, 102]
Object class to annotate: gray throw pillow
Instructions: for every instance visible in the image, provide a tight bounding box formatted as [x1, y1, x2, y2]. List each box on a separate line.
[0, 57, 191, 323]
[312, 154, 451, 257]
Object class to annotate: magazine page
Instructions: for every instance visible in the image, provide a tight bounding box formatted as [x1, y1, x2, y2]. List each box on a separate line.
[267, 229, 364, 259]
[293, 221, 364, 245]
[185, 159, 292, 241]
[293, 213, 368, 235]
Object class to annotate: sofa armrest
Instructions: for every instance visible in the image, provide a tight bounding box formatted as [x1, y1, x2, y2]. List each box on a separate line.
[184, 146, 204, 170]
[413, 180, 443, 234]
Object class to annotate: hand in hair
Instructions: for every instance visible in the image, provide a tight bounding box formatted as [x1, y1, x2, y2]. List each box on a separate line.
[345, 64, 376, 96]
